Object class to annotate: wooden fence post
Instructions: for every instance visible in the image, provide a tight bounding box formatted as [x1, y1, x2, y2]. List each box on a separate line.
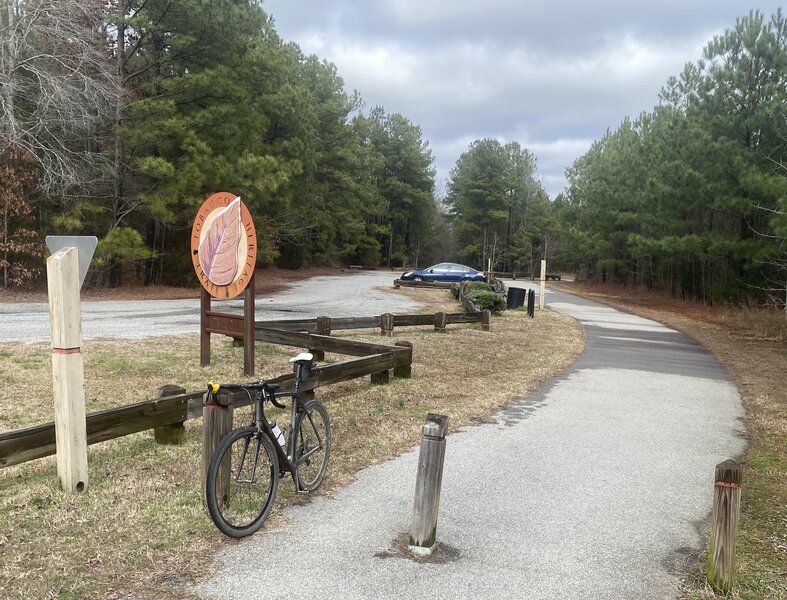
[434, 311, 447, 332]
[481, 309, 491, 331]
[370, 370, 390, 385]
[707, 459, 742, 594]
[409, 413, 449, 556]
[200, 287, 211, 367]
[47, 247, 89, 494]
[154, 385, 187, 445]
[201, 392, 234, 503]
[393, 341, 413, 378]
[381, 313, 394, 336]
[311, 317, 331, 361]
[243, 271, 255, 376]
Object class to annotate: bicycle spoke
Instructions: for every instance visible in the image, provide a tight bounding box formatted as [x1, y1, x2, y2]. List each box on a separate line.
[206, 427, 279, 538]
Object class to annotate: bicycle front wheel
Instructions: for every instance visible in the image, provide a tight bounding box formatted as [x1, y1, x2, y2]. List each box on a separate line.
[206, 426, 279, 538]
[294, 400, 331, 491]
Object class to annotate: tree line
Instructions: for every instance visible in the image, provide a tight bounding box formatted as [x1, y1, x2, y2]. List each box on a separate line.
[442, 9, 786, 309]
[557, 9, 786, 307]
[3, 3, 784, 310]
[0, 0, 440, 288]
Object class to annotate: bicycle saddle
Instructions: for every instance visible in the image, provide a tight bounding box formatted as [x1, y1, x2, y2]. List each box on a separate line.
[289, 352, 314, 364]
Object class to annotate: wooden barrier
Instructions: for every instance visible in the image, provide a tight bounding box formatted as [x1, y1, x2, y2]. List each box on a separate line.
[393, 342, 413, 378]
[381, 313, 394, 336]
[255, 312, 483, 334]
[409, 413, 449, 555]
[707, 459, 742, 594]
[434, 311, 447, 332]
[201, 391, 234, 503]
[392, 279, 453, 289]
[2, 307, 490, 470]
[153, 385, 187, 445]
[0, 347, 412, 469]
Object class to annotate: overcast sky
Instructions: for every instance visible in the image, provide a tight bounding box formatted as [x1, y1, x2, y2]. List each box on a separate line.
[263, 1, 783, 198]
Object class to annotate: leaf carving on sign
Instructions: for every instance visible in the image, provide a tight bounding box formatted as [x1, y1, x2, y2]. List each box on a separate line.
[198, 196, 243, 286]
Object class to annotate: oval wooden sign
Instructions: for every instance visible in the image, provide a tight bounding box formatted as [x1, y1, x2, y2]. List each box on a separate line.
[191, 192, 256, 299]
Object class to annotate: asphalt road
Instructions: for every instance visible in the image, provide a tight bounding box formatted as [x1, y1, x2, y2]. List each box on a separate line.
[0, 271, 418, 343]
[197, 283, 747, 600]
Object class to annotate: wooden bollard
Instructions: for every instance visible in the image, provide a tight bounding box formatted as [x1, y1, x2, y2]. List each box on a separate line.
[434, 311, 447, 332]
[409, 413, 449, 556]
[381, 313, 394, 336]
[393, 341, 413, 378]
[481, 309, 491, 331]
[201, 391, 234, 503]
[47, 247, 88, 494]
[310, 316, 331, 361]
[316, 316, 331, 336]
[707, 459, 742, 594]
[370, 370, 390, 385]
[154, 384, 187, 445]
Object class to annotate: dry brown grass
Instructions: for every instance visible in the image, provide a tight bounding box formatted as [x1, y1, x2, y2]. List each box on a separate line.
[0, 290, 583, 600]
[552, 281, 787, 600]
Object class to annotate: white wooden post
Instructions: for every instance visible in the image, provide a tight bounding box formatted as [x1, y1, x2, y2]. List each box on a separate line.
[47, 247, 88, 493]
[539, 259, 546, 310]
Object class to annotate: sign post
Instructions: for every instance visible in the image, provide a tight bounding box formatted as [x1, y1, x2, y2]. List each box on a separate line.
[539, 259, 546, 310]
[47, 247, 88, 493]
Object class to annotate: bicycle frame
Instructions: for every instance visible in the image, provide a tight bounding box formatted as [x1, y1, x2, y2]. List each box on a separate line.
[249, 360, 320, 485]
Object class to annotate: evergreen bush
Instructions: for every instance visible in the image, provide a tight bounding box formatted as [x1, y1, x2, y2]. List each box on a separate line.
[466, 290, 506, 313]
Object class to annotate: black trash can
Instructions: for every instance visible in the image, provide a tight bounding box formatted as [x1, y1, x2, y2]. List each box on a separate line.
[506, 287, 526, 309]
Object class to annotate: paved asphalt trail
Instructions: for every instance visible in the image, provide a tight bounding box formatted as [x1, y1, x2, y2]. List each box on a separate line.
[0, 272, 418, 343]
[198, 283, 747, 600]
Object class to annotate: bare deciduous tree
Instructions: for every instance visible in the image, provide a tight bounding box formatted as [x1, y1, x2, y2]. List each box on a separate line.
[0, 0, 116, 196]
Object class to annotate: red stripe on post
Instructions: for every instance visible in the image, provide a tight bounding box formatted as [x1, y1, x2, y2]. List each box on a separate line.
[715, 481, 741, 489]
[52, 347, 81, 355]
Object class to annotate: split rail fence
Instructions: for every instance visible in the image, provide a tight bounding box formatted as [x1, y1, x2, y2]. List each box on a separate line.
[0, 310, 491, 470]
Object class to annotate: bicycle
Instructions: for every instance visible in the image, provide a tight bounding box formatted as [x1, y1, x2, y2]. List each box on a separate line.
[204, 352, 330, 538]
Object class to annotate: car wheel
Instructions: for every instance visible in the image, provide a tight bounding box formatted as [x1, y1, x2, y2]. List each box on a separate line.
[414, 276, 423, 282]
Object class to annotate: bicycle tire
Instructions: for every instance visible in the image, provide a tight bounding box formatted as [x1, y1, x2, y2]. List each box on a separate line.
[205, 426, 279, 538]
[293, 400, 331, 491]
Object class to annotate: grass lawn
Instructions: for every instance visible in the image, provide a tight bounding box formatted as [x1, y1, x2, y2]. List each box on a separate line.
[0, 288, 583, 599]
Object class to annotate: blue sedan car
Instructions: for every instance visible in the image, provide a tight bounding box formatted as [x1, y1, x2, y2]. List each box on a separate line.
[400, 262, 486, 282]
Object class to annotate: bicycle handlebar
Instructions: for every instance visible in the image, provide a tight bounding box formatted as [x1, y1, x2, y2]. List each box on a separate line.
[206, 380, 289, 409]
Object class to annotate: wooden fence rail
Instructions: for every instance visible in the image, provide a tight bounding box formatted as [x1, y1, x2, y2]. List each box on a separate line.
[392, 279, 453, 289]
[2, 307, 490, 470]
[254, 312, 483, 333]
[0, 346, 411, 469]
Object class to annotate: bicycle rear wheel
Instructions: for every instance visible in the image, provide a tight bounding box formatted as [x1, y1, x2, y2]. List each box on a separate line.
[293, 400, 331, 491]
[206, 426, 279, 538]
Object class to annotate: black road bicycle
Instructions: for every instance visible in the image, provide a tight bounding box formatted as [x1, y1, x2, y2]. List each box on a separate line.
[204, 352, 330, 538]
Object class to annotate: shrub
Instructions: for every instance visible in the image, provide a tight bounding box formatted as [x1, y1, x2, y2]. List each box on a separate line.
[467, 290, 506, 313]
[466, 281, 492, 293]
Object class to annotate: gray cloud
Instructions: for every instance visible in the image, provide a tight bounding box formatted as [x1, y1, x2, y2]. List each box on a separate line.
[263, 0, 783, 196]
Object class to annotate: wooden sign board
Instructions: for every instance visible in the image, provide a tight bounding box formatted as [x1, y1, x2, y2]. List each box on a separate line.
[191, 192, 256, 299]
